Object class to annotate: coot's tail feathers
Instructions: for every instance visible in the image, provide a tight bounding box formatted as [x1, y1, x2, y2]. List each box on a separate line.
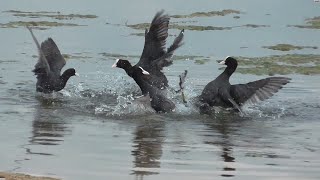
[26, 26, 51, 75]
[230, 77, 291, 106]
[152, 29, 184, 69]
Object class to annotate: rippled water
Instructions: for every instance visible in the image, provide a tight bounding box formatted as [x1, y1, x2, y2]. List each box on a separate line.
[0, 0, 320, 180]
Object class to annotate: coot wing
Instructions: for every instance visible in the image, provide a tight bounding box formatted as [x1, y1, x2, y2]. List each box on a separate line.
[27, 26, 51, 75]
[40, 38, 66, 76]
[137, 10, 169, 68]
[151, 29, 184, 69]
[230, 77, 291, 105]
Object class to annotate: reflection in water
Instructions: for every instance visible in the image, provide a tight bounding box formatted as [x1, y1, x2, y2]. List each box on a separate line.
[27, 97, 71, 156]
[221, 147, 236, 177]
[131, 120, 165, 179]
[203, 115, 241, 177]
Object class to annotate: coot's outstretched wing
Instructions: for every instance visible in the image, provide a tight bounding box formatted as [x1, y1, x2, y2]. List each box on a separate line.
[27, 26, 50, 75]
[40, 38, 66, 76]
[230, 77, 291, 105]
[137, 10, 169, 68]
[152, 29, 184, 69]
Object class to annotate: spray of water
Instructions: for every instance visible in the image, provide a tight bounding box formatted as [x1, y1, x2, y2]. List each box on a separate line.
[35, 71, 293, 119]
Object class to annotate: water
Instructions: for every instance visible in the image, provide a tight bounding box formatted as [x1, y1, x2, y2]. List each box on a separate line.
[0, 0, 320, 179]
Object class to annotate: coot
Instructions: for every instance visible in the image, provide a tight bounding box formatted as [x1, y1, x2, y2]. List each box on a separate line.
[27, 26, 77, 93]
[199, 56, 291, 114]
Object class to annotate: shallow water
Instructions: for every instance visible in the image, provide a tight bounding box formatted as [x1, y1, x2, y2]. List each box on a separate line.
[0, 0, 320, 180]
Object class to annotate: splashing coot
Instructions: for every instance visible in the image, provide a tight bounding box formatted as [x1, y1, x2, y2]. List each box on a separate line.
[114, 10, 184, 90]
[113, 60, 175, 113]
[199, 56, 291, 114]
[27, 26, 78, 93]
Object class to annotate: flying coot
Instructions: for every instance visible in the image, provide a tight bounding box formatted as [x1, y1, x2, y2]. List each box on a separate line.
[27, 26, 78, 93]
[199, 56, 291, 114]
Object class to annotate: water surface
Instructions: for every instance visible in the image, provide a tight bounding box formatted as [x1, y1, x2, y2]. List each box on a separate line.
[0, 0, 319, 179]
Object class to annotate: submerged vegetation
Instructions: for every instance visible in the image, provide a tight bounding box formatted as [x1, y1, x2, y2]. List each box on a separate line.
[127, 22, 232, 31]
[62, 53, 92, 60]
[170, 24, 231, 31]
[0, 10, 97, 29]
[289, 16, 320, 29]
[171, 9, 242, 18]
[263, 44, 318, 51]
[3, 10, 98, 20]
[195, 59, 211, 65]
[126, 22, 268, 32]
[242, 24, 270, 28]
[0, 21, 81, 29]
[99, 52, 140, 59]
[235, 54, 320, 75]
[31, 53, 92, 60]
[124, 9, 271, 34]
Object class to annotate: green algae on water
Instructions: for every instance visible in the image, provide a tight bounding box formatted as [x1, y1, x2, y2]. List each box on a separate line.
[176, 55, 211, 64]
[242, 24, 270, 28]
[263, 44, 318, 51]
[126, 23, 149, 30]
[99, 52, 140, 60]
[126, 22, 268, 32]
[31, 53, 92, 60]
[171, 9, 242, 18]
[130, 32, 175, 37]
[170, 24, 231, 31]
[0, 21, 82, 29]
[195, 59, 210, 65]
[289, 16, 320, 29]
[62, 54, 92, 60]
[127, 23, 231, 31]
[174, 55, 207, 61]
[234, 54, 320, 75]
[3, 10, 98, 20]
[1, 10, 96, 29]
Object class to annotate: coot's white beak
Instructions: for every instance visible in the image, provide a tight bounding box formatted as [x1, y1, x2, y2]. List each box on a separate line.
[112, 59, 119, 68]
[218, 60, 226, 65]
[139, 66, 150, 75]
[75, 72, 80, 76]
[219, 56, 231, 65]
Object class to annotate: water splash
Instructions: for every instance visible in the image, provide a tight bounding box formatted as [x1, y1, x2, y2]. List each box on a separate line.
[25, 71, 295, 119]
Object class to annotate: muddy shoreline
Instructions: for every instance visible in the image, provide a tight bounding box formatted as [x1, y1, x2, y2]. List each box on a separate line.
[0, 172, 59, 180]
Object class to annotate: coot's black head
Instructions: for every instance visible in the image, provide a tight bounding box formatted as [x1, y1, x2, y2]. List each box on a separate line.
[112, 59, 132, 70]
[219, 56, 238, 68]
[64, 68, 77, 77]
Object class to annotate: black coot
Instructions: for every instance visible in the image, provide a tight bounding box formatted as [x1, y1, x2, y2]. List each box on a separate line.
[199, 56, 291, 114]
[113, 59, 175, 112]
[115, 10, 184, 90]
[27, 26, 77, 93]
